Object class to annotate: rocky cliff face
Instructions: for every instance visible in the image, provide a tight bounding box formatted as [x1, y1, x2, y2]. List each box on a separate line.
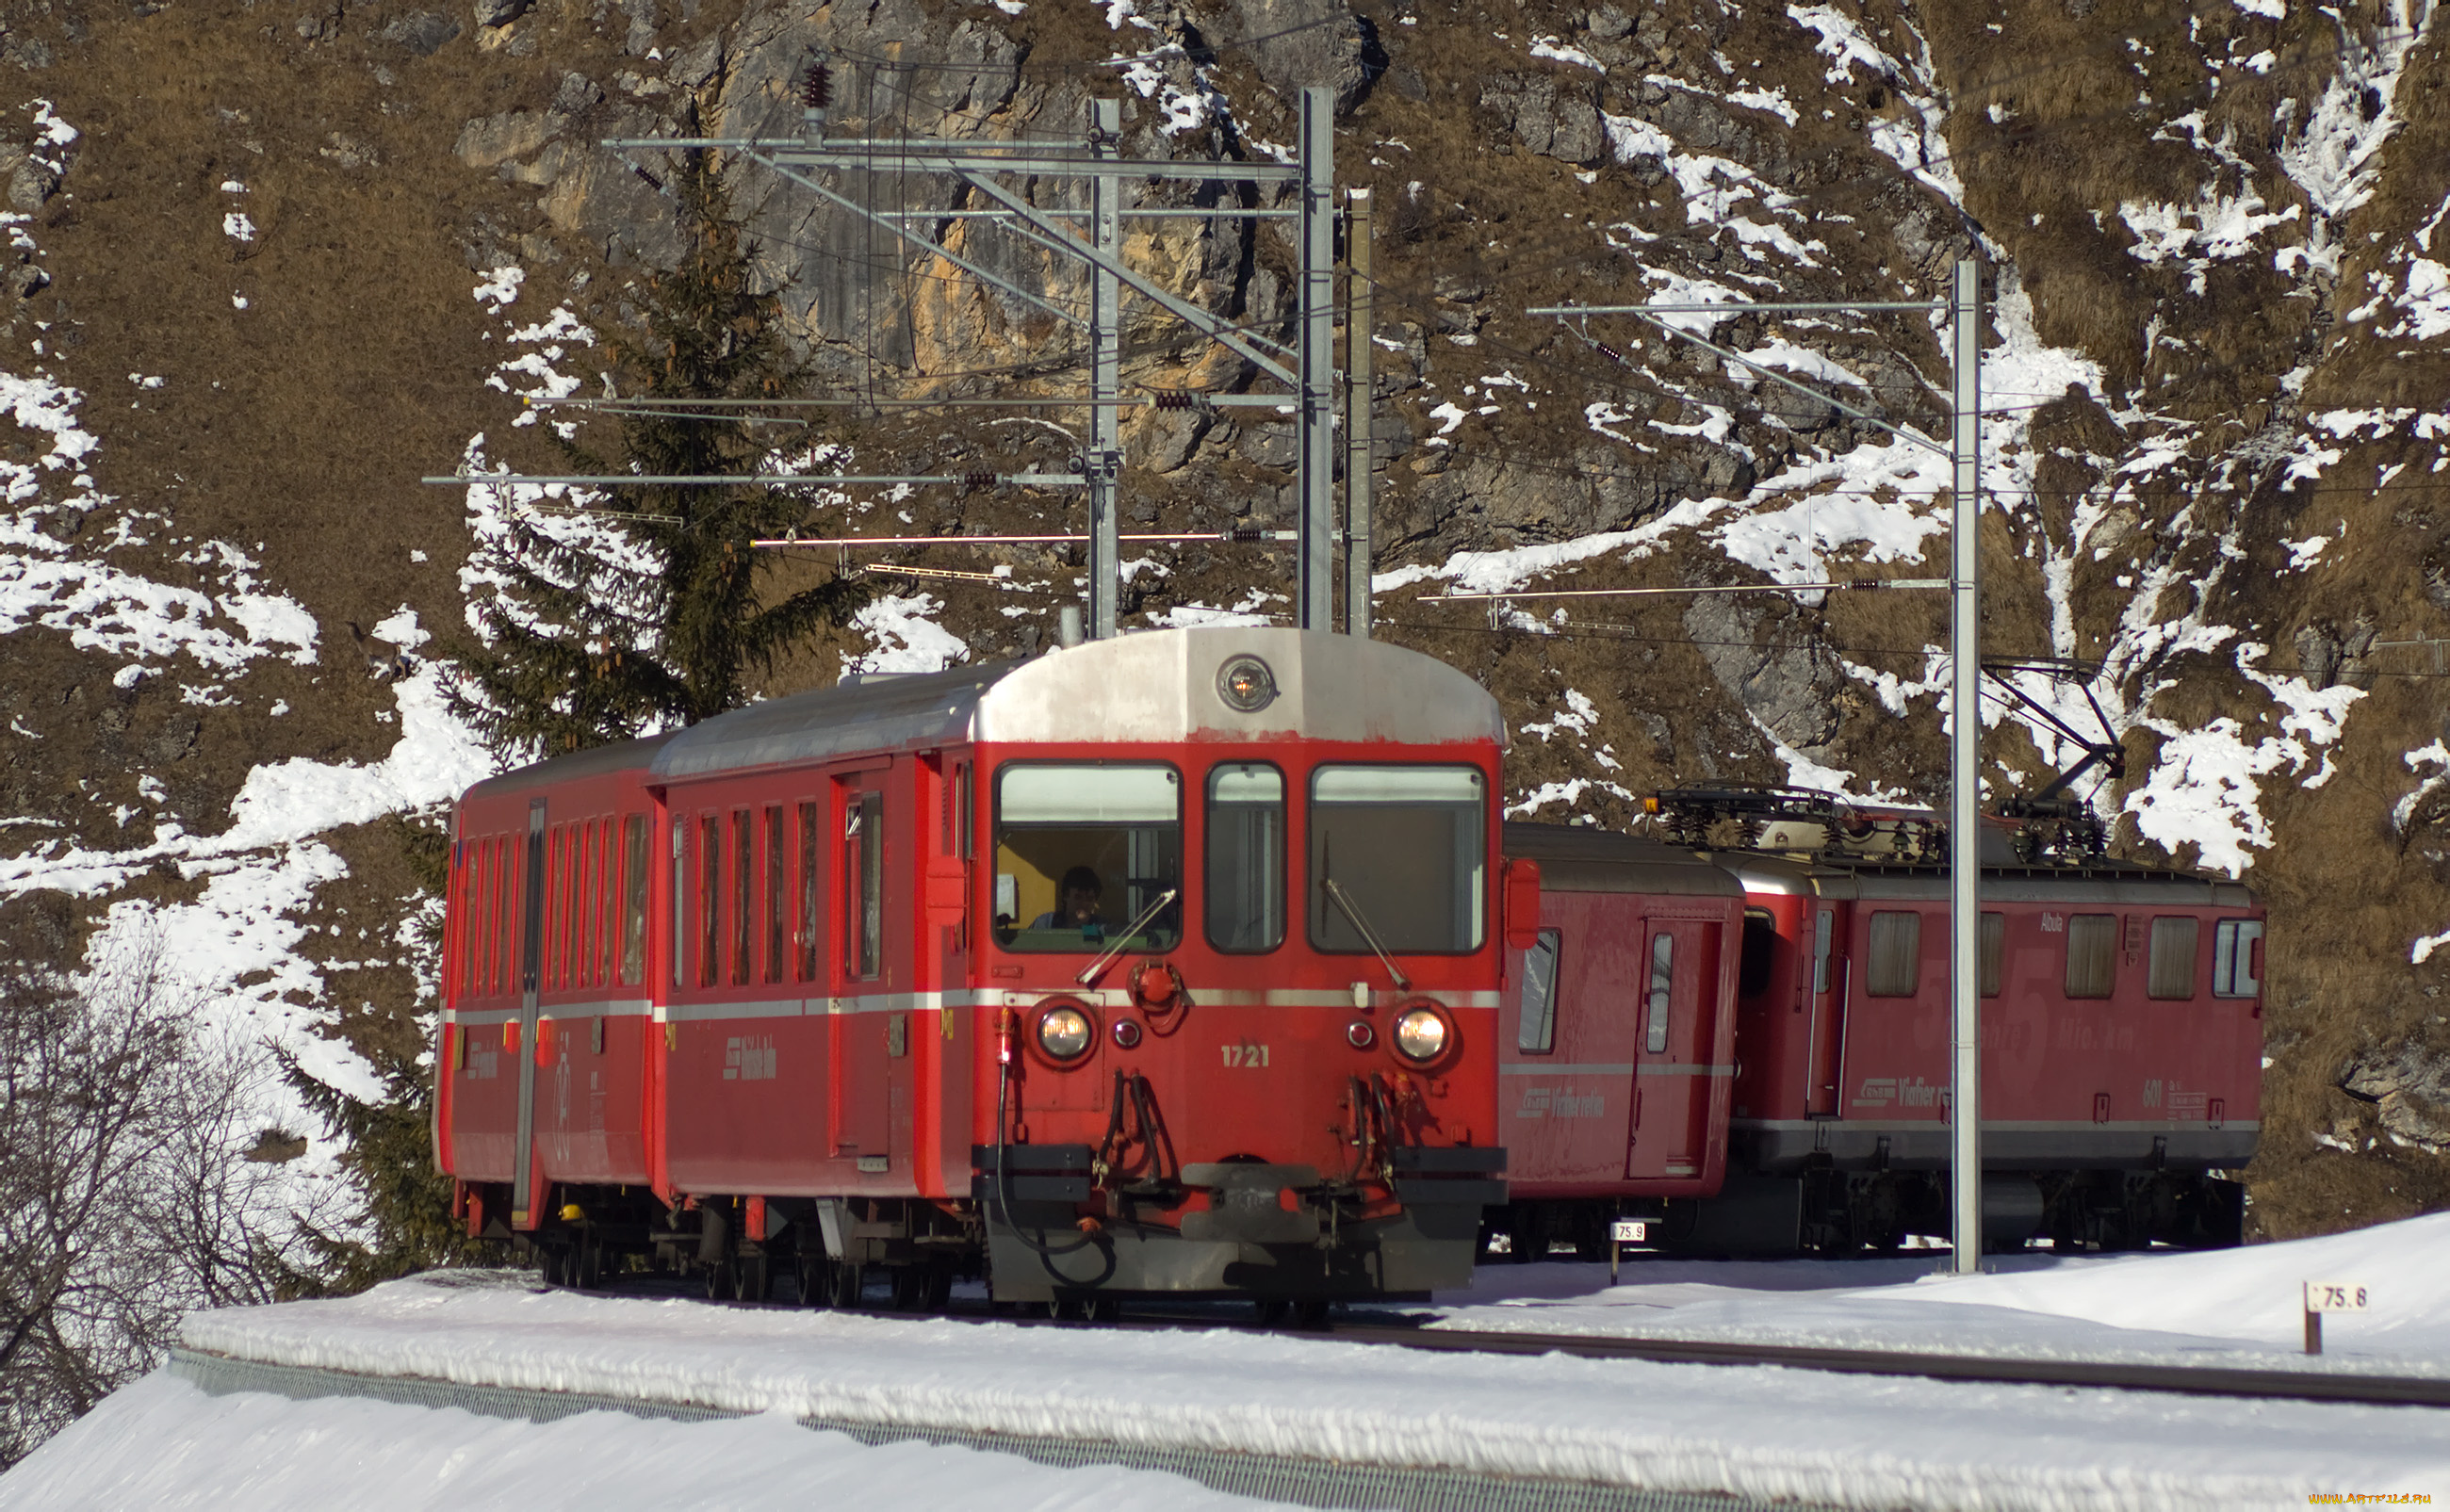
[4, 0, 2449, 1236]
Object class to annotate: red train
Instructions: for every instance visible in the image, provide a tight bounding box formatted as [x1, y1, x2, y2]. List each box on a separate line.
[1492, 789, 2263, 1258]
[436, 627, 1528, 1314]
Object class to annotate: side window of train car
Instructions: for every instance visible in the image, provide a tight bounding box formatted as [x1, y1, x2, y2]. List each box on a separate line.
[453, 841, 474, 1000]
[1866, 910, 1920, 997]
[2066, 913, 2117, 999]
[668, 821, 684, 990]
[560, 824, 582, 989]
[1516, 929, 1562, 1053]
[1205, 763, 1284, 953]
[796, 801, 823, 981]
[2148, 916, 2199, 1000]
[1644, 933, 1674, 1054]
[848, 789, 885, 980]
[542, 825, 564, 990]
[729, 809, 753, 986]
[1980, 912, 2004, 998]
[993, 764, 1183, 952]
[592, 819, 613, 988]
[620, 815, 648, 986]
[493, 838, 514, 996]
[763, 805, 788, 984]
[697, 814, 722, 988]
[2212, 919, 2263, 998]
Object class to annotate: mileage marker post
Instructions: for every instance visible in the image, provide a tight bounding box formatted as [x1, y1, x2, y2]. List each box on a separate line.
[2303, 1281, 2369, 1356]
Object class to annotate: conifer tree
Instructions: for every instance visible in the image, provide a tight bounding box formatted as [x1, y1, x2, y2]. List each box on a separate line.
[451, 151, 865, 757]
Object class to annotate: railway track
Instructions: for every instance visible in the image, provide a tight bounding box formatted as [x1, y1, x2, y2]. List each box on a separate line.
[615, 1276, 2450, 1411]
[1309, 1321, 2450, 1410]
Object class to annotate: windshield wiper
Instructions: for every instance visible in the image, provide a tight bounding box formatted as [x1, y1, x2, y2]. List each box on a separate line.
[1075, 887, 1180, 987]
[1323, 877, 1412, 992]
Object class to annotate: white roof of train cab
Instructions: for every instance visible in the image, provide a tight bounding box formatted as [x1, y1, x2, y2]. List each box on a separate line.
[649, 627, 1506, 781]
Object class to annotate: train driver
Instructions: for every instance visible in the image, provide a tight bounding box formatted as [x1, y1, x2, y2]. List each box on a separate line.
[1030, 866, 1109, 939]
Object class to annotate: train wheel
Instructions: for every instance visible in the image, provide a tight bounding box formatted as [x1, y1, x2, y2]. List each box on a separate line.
[704, 1257, 736, 1301]
[739, 1254, 771, 1303]
[1252, 1297, 1292, 1327]
[1292, 1298, 1331, 1330]
[922, 1270, 954, 1313]
[573, 1234, 604, 1290]
[829, 1262, 867, 1309]
[890, 1267, 925, 1311]
[538, 1244, 567, 1288]
[795, 1256, 831, 1308]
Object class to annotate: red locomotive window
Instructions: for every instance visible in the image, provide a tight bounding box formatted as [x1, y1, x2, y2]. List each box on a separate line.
[1866, 911, 1919, 997]
[991, 764, 1183, 953]
[620, 815, 648, 987]
[1309, 766, 1486, 955]
[1516, 928, 1562, 1053]
[730, 809, 753, 986]
[697, 815, 722, 988]
[1644, 932, 1674, 1053]
[1205, 763, 1283, 953]
[1981, 911, 2003, 998]
[561, 825, 582, 990]
[2212, 919, 2262, 998]
[2148, 917, 2199, 1000]
[541, 827, 562, 990]
[796, 801, 822, 982]
[2066, 913, 2116, 999]
[763, 805, 787, 984]
[456, 841, 477, 1000]
[493, 839, 513, 997]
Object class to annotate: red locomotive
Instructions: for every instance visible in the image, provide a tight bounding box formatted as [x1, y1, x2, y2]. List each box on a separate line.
[435, 627, 1529, 1314]
[1492, 788, 2264, 1258]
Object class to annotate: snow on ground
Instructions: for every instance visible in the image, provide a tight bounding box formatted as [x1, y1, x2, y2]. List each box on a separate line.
[115, 1223, 2450, 1512]
[0, 1371, 1297, 1512]
[1432, 1211, 2450, 1374]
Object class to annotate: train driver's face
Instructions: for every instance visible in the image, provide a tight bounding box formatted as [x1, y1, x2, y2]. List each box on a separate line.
[1063, 884, 1101, 921]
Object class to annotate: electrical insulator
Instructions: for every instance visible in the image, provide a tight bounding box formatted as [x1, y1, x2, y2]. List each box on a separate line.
[962, 472, 997, 490]
[1223, 527, 1265, 543]
[1153, 392, 1193, 410]
[1594, 342, 1625, 366]
[801, 63, 832, 110]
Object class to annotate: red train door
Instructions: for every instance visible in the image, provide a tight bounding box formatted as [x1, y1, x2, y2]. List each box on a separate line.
[1804, 902, 1846, 1116]
[925, 757, 975, 1197]
[831, 775, 891, 1164]
[1625, 915, 1722, 1182]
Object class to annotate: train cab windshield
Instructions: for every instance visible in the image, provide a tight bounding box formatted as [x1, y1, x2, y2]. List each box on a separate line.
[993, 763, 1184, 951]
[1308, 765, 1487, 953]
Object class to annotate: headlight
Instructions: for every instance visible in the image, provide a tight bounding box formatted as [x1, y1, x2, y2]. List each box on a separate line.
[1393, 1006, 1448, 1063]
[1037, 1004, 1094, 1061]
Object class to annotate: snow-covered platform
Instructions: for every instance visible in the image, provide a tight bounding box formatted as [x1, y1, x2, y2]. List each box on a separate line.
[4, 1218, 2447, 1512]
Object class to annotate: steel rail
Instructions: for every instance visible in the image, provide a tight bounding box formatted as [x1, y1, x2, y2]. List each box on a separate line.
[1298, 1322, 2450, 1409]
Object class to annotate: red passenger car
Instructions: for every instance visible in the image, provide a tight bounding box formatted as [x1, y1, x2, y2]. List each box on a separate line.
[1490, 791, 2263, 1258]
[437, 628, 1528, 1313]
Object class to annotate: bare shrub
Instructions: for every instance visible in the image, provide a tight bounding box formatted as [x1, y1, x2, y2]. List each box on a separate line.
[0, 939, 329, 1467]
